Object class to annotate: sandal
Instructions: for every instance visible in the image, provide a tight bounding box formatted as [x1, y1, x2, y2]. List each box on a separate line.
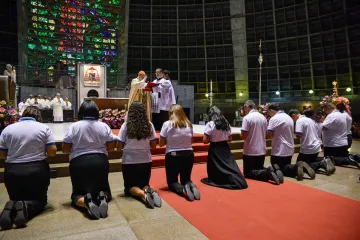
[147, 188, 162, 208]
[143, 191, 155, 209]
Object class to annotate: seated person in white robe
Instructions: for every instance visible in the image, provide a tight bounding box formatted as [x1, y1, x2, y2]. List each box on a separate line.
[63, 98, 72, 110]
[51, 93, 65, 123]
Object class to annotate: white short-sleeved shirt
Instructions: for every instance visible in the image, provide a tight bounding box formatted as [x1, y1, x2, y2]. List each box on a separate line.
[322, 110, 348, 147]
[63, 117, 114, 160]
[295, 116, 322, 154]
[267, 111, 295, 157]
[0, 117, 55, 163]
[118, 122, 156, 164]
[204, 121, 232, 142]
[160, 121, 193, 154]
[241, 110, 268, 156]
[344, 112, 352, 135]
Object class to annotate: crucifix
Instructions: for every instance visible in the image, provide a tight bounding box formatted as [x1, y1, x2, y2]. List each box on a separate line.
[332, 81, 338, 97]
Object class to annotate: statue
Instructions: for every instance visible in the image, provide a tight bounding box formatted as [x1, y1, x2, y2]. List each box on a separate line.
[332, 81, 338, 97]
[3, 64, 17, 107]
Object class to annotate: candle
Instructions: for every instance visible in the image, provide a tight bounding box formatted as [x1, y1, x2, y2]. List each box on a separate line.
[210, 79, 213, 93]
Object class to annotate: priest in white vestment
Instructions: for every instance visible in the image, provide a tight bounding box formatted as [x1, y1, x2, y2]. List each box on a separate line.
[128, 71, 152, 121]
[42, 96, 51, 109]
[26, 95, 34, 106]
[51, 93, 65, 122]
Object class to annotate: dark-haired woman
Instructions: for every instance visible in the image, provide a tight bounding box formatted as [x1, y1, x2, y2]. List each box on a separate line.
[159, 104, 200, 201]
[62, 100, 114, 219]
[201, 106, 248, 190]
[117, 101, 162, 209]
[0, 106, 56, 230]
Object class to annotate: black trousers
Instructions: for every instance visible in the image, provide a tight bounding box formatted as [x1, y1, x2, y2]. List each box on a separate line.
[122, 162, 152, 196]
[347, 134, 352, 149]
[4, 160, 50, 220]
[297, 152, 323, 171]
[324, 146, 352, 166]
[69, 153, 112, 204]
[270, 155, 297, 178]
[165, 150, 194, 196]
[152, 110, 169, 130]
[243, 155, 270, 182]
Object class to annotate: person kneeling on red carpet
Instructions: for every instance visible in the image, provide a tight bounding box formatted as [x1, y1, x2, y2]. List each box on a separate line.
[62, 100, 114, 220]
[289, 108, 335, 176]
[159, 104, 200, 201]
[0, 106, 56, 230]
[117, 101, 162, 209]
[241, 100, 283, 185]
[201, 106, 248, 190]
[267, 103, 315, 181]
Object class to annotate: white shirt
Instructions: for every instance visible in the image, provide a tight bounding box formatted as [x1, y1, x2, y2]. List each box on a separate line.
[322, 110, 348, 147]
[241, 110, 267, 156]
[18, 102, 25, 109]
[26, 98, 34, 106]
[267, 111, 295, 157]
[160, 120, 193, 154]
[343, 112, 352, 135]
[295, 115, 322, 154]
[63, 118, 114, 160]
[32, 99, 42, 109]
[204, 121, 231, 142]
[117, 122, 156, 164]
[42, 99, 51, 109]
[0, 117, 55, 163]
[152, 78, 176, 112]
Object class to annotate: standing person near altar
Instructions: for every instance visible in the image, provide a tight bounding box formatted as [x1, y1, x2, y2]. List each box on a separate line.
[322, 102, 359, 168]
[128, 71, 152, 121]
[159, 104, 200, 201]
[62, 100, 114, 219]
[63, 97, 72, 110]
[241, 100, 283, 185]
[267, 103, 315, 181]
[117, 101, 162, 209]
[201, 106, 248, 189]
[289, 108, 335, 175]
[18, 99, 26, 111]
[32, 95, 42, 109]
[336, 103, 353, 149]
[0, 106, 56, 230]
[151, 69, 176, 130]
[42, 96, 51, 109]
[51, 93, 65, 123]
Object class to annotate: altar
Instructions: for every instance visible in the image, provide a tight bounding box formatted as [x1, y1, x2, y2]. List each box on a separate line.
[84, 97, 128, 110]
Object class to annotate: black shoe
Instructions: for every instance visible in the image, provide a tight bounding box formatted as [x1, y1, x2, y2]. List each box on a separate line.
[143, 190, 155, 209]
[85, 193, 100, 220]
[303, 162, 316, 179]
[0, 200, 15, 230]
[322, 158, 335, 175]
[189, 183, 200, 200]
[297, 162, 304, 181]
[14, 201, 27, 228]
[273, 164, 284, 184]
[183, 183, 195, 201]
[348, 156, 360, 169]
[147, 188, 162, 208]
[98, 191, 108, 219]
[267, 166, 280, 185]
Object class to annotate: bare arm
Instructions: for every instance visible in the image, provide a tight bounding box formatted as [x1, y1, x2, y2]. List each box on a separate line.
[159, 138, 166, 147]
[240, 131, 248, 140]
[150, 139, 157, 149]
[47, 145, 57, 157]
[62, 143, 71, 154]
[203, 135, 210, 144]
[107, 142, 115, 152]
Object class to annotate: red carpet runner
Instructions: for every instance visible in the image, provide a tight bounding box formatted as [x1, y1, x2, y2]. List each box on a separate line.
[150, 164, 360, 240]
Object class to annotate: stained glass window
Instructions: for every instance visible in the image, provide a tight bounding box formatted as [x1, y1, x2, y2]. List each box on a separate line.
[26, 0, 124, 85]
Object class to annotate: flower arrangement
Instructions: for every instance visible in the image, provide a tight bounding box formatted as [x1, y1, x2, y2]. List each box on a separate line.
[99, 108, 127, 129]
[258, 103, 271, 121]
[319, 96, 351, 115]
[0, 100, 19, 134]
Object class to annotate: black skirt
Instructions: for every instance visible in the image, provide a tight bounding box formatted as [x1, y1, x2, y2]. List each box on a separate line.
[122, 162, 152, 196]
[69, 153, 112, 204]
[201, 141, 248, 190]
